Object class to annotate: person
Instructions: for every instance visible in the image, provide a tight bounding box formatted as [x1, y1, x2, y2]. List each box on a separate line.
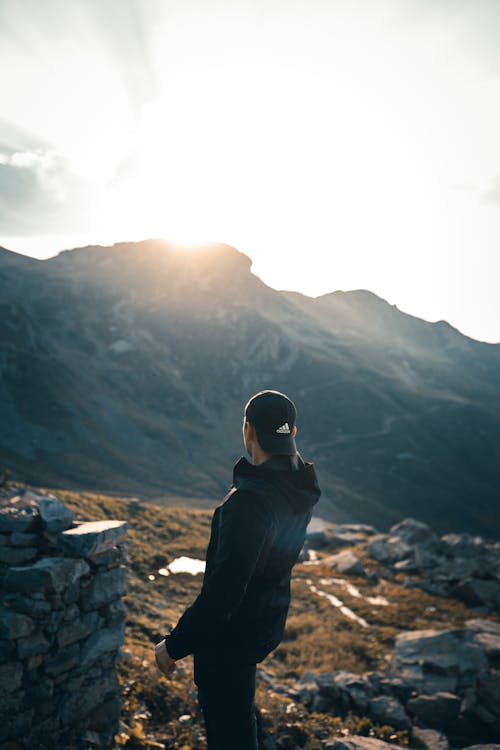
[154, 388, 321, 749]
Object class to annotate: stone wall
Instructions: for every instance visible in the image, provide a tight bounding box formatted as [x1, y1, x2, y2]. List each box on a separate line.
[0, 489, 128, 749]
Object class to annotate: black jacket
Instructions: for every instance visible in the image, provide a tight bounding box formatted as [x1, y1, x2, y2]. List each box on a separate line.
[164, 451, 321, 663]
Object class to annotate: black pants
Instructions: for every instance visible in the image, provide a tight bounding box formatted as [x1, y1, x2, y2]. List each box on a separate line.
[194, 648, 258, 750]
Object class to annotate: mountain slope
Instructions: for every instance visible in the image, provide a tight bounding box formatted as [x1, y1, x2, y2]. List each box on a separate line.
[1, 239, 499, 537]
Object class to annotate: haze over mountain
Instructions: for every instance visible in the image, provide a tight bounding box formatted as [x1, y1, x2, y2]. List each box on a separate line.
[1, 239, 499, 538]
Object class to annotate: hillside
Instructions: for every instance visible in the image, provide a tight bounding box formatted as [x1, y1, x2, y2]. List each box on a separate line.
[6, 478, 498, 749]
[1, 239, 499, 537]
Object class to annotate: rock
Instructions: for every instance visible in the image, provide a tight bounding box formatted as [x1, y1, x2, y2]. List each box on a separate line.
[410, 726, 450, 750]
[0, 608, 35, 639]
[450, 578, 500, 611]
[366, 534, 413, 563]
[87, 694, 122, 731]
[330, 531, 368, 547]
[57, 611, 102, 648]
[79, 566, 127, 610]
[305, 530, 330, 548]
[333, 523, 378, 536]
[366, 694, 411, 729]
[469, 632, 500, 666]
[0, 498, 39, 533]
[417, 580, 451, 598]
[440, 532, 488, 558]
[406, 691, 461, 727]
[390, 628, 486, 694]
[275, 723, 308, 749]
[0, 545, 38, 564]
[57, 519, 127, 559]
[36, 495, 74, 533]
[0, 638, 16, 662]
[290, 669, 376, 714]
[393, 558, 420, 572]
[465, 618, 500, 637]
[1, 593, 51, 618]
[0, 661, 23, 694]
[324, 737, 405, 750]
[17, 632, 50, 658]
[43, 643, 81, 676]
[316, 670, 374, 713]
[322, 550, 366, 576]
[9, 531, 38, 547]
[432, 556, 492, 581]
[89, 545, 126, 568]
[464, 619, 500, 666]
[461, 746, 500, 749]
[467, 669, 500, 732]
[3, 557, 90, 594]
[389, 517, 438, 546]
[80, 622, 126, 667]
[413, 546, 442, 570]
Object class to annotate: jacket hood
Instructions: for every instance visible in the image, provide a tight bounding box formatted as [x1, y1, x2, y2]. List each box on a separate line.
[231, 450, 321, 514]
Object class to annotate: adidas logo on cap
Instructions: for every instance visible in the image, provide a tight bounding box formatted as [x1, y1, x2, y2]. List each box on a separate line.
[276, 422, 291, 434]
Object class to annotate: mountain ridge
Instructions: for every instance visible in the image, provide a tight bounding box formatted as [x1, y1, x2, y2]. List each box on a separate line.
[1, 238, 499, 538]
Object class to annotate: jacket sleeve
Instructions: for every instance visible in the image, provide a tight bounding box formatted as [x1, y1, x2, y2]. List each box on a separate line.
[164, 489, 276, 659]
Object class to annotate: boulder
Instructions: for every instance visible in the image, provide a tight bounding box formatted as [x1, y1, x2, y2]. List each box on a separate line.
[410, 726, 450, 750]
[467, 669, 500, 733]
[465, 619, 500, 666]
[333, 523, 378, 536]
[330, 531, 368, 548]
[366, 694, 411, 729]
[315, 670, 374, 713]
[440, 532, 488, 558]
[0, 497, 39, 533]
[406, 691, 461, 727]
[0, 546, 38, 564]
[450, 578, 500, 611]
[290, 669, 375, 714]
[80, 622, 126, 667]
[57, 519, 127, 559]
[366, 534, 413, 564]
[323, 550, 366, 577]
[305, 530, 331, 548]
[0, 661, 23, 694]
[79, 566, 127, 610]
[57, 611, 102, 648]
[465, 618, 500, 637]
[389, 628, 486, 694]
[432, 556, 492, 582]
[0, 608, 35, 639]
[4, 557, 90, 594]
[10, 531, 38, 547]
[36, 495, 74, 533]
[389, 518, 438, 546]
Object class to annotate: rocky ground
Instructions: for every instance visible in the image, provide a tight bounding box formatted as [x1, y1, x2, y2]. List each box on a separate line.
[2, 476, 499, 749]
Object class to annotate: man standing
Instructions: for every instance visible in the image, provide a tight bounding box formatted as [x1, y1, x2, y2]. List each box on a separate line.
[154, 389, 321, 749]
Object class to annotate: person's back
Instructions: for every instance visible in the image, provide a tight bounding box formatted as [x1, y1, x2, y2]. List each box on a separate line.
[154, 389, 321, 750]
[212, 449, 321, 663]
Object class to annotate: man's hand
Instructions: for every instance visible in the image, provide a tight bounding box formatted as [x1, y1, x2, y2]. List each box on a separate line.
[154, 639, 177, 676]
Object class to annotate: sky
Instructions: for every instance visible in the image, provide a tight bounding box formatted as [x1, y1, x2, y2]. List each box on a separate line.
[1, 0, 500, 343]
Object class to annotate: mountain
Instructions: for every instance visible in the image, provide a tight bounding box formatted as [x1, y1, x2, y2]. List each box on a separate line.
[1, 239, 499, 537]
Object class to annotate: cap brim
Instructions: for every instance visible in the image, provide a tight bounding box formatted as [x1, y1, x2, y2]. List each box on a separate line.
[255, 427, 297, 455]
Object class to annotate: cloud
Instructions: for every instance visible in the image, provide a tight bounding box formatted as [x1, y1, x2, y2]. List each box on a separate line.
[0, 146, 98, 235]
[480, 175, 500, 207]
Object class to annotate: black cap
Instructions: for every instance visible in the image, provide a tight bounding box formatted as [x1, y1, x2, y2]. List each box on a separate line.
[244, 389, 297, 455]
